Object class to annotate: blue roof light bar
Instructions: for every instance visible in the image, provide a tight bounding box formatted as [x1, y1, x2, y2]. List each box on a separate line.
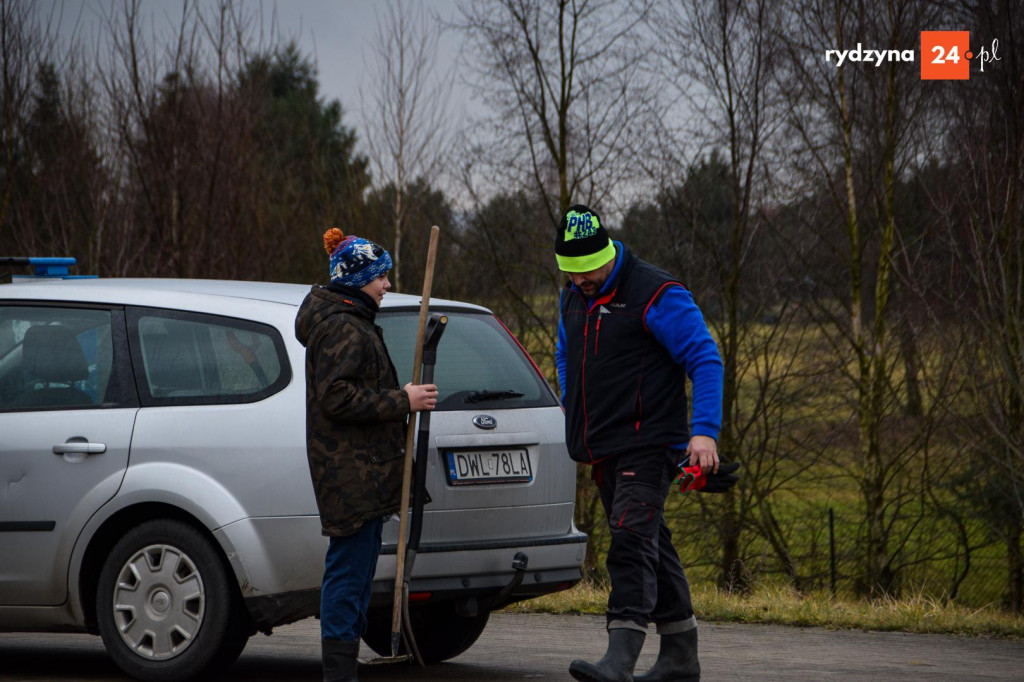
[0, 256, 97, 279]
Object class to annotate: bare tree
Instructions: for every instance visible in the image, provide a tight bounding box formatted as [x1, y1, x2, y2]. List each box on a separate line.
[454, 0, 664, 361]
[454, 0, 662, 331]
[361, 0, 452, 293]
[0, 0, 38, 236]
[0, 0, 79, 256]
[935, 0, 1024, 612]
[94, 0, 262, 277]
[779, 0, 950, 596]
[650, 0, 819, 591]
[457, 0, 657, 220]
[89, 1, 368, 283]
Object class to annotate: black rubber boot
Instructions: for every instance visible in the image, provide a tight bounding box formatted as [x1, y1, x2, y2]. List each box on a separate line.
[633, 628, 700, 681]
[322, 638, 360, 682]
[569, 628, 646, 682]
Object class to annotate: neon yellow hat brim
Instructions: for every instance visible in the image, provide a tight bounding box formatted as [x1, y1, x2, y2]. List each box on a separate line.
[556, 240, 616, 273]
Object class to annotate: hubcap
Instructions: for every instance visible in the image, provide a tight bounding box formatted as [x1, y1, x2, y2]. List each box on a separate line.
[111, 544, 205, 660]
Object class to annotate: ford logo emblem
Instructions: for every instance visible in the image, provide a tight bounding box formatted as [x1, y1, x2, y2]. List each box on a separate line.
[473, 415, 497, 430]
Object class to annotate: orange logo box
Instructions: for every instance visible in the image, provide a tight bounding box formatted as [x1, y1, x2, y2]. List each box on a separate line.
[921, 31, 971, 80]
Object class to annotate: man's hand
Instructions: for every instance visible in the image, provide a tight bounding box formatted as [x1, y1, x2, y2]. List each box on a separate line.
[686, 435, 719, 474]
[404, 383, 438, 412]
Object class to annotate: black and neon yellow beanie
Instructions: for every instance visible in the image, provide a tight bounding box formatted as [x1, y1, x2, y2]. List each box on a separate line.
[554, 204, 616, 273]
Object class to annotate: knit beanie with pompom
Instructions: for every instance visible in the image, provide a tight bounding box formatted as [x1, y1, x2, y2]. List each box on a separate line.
[323, 228, 393, 288]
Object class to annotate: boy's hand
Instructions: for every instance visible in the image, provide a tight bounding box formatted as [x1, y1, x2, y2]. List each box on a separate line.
[405, 383, 439, 412]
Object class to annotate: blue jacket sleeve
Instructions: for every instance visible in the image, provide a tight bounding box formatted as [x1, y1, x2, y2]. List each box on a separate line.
[644, 286, 723, 440]
[556, 298, 568, 405]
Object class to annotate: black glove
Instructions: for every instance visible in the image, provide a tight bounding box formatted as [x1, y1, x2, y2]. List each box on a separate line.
[675, 460, 740, 493]
[700, 461, 740, 493]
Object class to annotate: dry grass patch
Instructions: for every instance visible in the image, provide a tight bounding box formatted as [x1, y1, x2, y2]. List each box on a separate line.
[503, 581, 1024, 638]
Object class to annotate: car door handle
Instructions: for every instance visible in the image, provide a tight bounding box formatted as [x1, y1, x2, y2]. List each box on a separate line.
[53, 443, 107, 455]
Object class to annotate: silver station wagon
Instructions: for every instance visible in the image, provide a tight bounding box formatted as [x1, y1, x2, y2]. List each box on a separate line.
[0, 264, 586, 681]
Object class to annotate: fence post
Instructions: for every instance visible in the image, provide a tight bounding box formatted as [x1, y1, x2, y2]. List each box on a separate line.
[829, 507, 837, 598]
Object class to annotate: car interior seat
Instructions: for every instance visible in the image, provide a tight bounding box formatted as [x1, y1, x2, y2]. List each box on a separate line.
[15, 325, 94, 407]
[143, 329, 204, 397]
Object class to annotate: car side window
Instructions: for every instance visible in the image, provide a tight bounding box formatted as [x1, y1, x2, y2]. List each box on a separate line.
[128, 308, 290, 406]
[0, 305, 135, 411]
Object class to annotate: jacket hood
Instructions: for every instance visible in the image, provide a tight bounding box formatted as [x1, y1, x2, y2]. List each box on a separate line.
[295, 284, 375, 348]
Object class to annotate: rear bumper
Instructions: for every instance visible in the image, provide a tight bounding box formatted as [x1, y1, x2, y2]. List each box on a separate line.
[372, 530, 588, 606]
[242, 530, 588, 629]
[379, 531, 589, 556]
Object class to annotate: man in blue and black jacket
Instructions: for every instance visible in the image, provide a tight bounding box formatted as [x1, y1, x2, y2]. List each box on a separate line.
[555, 204, 733, 682]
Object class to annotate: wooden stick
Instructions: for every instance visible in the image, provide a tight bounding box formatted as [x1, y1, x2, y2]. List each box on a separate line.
[390, 225, 440, 657]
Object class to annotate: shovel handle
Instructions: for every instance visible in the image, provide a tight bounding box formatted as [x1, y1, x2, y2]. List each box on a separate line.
[391, 225, 440, 656]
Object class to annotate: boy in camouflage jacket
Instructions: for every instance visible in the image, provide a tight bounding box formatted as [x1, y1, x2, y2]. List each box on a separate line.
[295, 228, 437, 682]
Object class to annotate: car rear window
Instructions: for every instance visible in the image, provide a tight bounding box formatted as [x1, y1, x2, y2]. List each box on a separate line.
[377, 311, 557, 411]
[128, 308, 290, 406]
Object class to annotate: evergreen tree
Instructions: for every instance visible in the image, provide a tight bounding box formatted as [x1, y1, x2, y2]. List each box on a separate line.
[239, 44, 370, 283]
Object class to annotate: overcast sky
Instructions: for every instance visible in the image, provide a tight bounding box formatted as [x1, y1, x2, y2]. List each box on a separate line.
[42, 0, 474, 199]
[253, 0, 466, 118]
[51, 0, 469, 125]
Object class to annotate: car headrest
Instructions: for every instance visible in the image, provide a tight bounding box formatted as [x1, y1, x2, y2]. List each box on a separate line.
[22, 325, 89, 384]
[143, 332, 203, 392]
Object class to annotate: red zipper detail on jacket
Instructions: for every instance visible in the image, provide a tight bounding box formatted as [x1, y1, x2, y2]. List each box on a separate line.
[635, 374, 643, 432]
[595, 315, 602, 355]
[588, 290, 617, 312]
[581, 301, 594, 463]
[577, 288, 616, 465]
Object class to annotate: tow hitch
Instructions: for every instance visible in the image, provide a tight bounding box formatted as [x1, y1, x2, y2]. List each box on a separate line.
[459, 552, 530, 617]
[496, 551, 530, 604]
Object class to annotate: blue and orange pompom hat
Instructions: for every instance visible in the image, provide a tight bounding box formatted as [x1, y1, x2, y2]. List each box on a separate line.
[323, 228, 393, 288]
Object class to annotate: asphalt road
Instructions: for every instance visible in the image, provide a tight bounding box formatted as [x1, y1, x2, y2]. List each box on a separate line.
[2, 613, 1023, 681]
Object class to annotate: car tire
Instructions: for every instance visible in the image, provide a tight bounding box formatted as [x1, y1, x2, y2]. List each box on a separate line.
[95, 519, 251, 682]
[362, 602, 490, 663]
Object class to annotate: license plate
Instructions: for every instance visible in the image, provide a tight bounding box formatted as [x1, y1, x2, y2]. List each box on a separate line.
[445, 449, 533, 485]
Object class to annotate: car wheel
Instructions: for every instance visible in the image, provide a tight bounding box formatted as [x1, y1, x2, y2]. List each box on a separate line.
[96, 519, 251, 682]
[363, 602, 490, 663]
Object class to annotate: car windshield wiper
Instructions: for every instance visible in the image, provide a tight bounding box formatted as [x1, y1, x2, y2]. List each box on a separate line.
[465, 389, 525, 404]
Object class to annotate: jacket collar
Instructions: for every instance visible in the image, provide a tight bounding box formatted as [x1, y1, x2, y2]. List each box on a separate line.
[325, 283, 379, 318]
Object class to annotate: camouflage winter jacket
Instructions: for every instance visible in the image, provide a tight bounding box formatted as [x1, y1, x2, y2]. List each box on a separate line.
[295, 284, 410, 537]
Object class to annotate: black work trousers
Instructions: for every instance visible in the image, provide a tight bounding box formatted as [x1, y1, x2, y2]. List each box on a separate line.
[594, 447, 696, 633]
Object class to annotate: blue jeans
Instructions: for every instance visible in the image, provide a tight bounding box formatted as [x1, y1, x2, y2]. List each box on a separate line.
[320, 517, 384, 642]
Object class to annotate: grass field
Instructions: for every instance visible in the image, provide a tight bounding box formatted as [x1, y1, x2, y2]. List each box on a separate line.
[503, 310, 1023, 614]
